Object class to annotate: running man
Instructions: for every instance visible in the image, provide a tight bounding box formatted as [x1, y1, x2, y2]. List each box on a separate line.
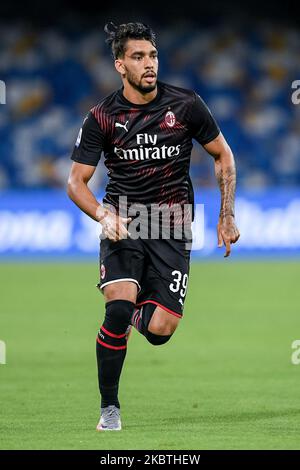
[67, 22, 240, 431]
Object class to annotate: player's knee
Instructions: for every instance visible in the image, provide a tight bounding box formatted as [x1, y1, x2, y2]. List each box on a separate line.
[148, 315, 179, 336]
[104, 299, 135, 333]
[137, 303, 179, 343]
[103, 282, 137, 304]
[145, 330, 173, 346]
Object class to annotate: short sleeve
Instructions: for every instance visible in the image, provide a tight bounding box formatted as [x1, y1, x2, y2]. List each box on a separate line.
[71, 111, 105, 166]
[189, 92, 220, 145]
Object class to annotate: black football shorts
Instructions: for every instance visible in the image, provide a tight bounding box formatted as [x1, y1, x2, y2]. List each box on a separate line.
[97, 237, 191, 317]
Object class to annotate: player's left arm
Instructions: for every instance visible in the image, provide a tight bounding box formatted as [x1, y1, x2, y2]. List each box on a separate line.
[204, 132, 240, 257]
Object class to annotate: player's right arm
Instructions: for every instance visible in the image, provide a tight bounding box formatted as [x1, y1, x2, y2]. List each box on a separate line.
[67, 161, 102, 221]
[67, 112, 130, 241]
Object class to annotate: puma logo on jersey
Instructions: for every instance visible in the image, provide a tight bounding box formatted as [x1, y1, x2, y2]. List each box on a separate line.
[115, 120, 129, 132]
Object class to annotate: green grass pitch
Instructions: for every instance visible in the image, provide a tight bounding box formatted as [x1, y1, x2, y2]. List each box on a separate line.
[0, 260, 300, 450]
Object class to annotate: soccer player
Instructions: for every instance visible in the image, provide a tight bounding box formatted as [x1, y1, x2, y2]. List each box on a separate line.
[67, 22, 240, 431]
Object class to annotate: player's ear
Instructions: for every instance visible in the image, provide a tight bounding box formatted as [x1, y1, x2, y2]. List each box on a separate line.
[115, 59, 125, 76]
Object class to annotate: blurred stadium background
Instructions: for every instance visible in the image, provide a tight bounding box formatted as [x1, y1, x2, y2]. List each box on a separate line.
[1, 0, 300, 450]
[0, 2, 300, 257]
[0, 1, 300, 258]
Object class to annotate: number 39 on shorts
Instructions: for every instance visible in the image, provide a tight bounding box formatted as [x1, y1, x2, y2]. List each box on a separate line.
[169, 270, 188, 298]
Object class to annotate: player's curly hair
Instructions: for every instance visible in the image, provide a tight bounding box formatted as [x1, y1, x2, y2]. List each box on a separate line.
[104, 22, 156, 59]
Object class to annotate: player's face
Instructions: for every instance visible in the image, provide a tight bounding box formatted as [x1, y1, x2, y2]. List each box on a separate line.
[116, 39, 158, 93]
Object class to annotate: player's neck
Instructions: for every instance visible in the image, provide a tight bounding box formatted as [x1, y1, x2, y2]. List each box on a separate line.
[122, 83, 158, 105]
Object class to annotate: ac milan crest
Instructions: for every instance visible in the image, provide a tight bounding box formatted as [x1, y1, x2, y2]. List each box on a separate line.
[165, 111, 176, 127]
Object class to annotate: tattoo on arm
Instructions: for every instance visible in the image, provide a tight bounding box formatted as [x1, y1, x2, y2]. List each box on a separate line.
[215, 164, 236, 218]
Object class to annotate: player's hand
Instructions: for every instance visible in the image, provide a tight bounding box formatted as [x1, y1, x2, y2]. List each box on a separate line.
[97, 207, 131, 242]
[217, 215, 240, 258]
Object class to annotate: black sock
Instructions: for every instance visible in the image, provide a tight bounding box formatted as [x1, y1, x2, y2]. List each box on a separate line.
[96, 300, 135, 409]
[96, 336, 126, 409]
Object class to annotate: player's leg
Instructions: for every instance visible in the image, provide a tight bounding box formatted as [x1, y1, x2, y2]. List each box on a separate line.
[96, 281, 137, 431]
[131, 302, 181, 345]
[96, 238, 144, 431]
[148, 306, 180, 335]
[131, 238, 190, 346]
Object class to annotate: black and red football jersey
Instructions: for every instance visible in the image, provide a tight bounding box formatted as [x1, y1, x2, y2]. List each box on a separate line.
[71, 81, 220, 216]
